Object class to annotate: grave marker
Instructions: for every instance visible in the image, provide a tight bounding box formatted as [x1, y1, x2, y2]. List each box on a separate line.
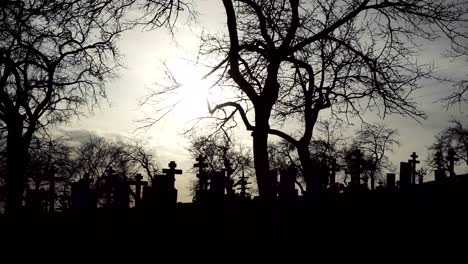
[128, 174, 148, 208]
[399, 162, 411, 189]
[447, 148, 459, 178]
[408, 152, 420, 185]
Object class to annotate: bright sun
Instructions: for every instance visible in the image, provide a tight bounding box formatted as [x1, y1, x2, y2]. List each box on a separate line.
[171, 62, 211, 119]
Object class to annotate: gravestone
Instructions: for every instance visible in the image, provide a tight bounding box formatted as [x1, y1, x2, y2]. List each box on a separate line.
[408, 152, 420, 185]
[279, 166, 297, 200]
[329, 158, 340, 187]
[144, 161, 182, 207]
[447, 148, 459, 178]
[128, 174, 148, 208]
[268, 170, 279, 198]
[350, 150, 363, 189]
[25, 188, 47, 213]
[194, 154, 209, 191]
[114, 175, 130, 209]
[194, 155, 209, 203]
[102, 166, 129, 209]
[103, 166, 116, 207]
[71, 176, 96, 211]
[386, 173, 396, 189]
[434, 151, 446, 182]
[317, 162, 330, 190]
[235, 172, 251, 199]
[224, 159, 235, 197]
[159, 161, 182, 204]
[209, 170, 226, 200]
[46, 165, 64, 213]
[399, 162, 411, 189]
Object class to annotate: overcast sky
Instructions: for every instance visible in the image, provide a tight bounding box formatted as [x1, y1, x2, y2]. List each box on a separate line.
[62, 0, 468, 202]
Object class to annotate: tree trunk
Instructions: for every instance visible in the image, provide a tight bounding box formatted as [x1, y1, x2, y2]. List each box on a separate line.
[370, 174, 375, 190]
[297, 145, 321, 194]
[6, 118, 28, 214]
[252, 114, 274, 199]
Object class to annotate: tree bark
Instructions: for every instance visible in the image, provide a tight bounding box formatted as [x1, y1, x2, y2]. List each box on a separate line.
[297, 144, 321, 194]
[252, 112, 274, 199]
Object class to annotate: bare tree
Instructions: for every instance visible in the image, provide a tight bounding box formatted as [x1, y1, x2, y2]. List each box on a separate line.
[204, 0, 468, 196]
[442, 80, 468, 108]
[0, 0, 188, 212]
[187, 132, 254, 196]
[127, 142, 160, 184]
[351, 123, 399, 189]
[429, 119, 468, 167]
[26, 136, 72, 190]
[0, 1, 129, 212]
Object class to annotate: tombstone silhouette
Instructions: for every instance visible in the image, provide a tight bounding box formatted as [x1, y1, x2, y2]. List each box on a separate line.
[209, 170, 225, 199]
[408, 152, 420, 185]
[434, 151, 446, 182]
[399, 162, 411, 189]
[386, 173, 396, 189]
[279, 166, 297, 200]
[447, 148, 458, 178]
[235, 171, 251, 199]
[71, 176, 96, 211]
[144, 161, 181, 207]
[350, 150, 363, 190]
[329, 158, 340, 187]
[128, 174, 148, 208]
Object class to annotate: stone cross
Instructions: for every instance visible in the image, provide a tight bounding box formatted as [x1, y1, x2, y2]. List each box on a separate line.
[447, 148, 459, 178]
[236, 171, 250, 199]
[161, 161, 182, 192]
[162, 161, 183, 178]
[128, 173, 148, 208]
[194, 155, 208, 191]
[408, 152, 420, 185]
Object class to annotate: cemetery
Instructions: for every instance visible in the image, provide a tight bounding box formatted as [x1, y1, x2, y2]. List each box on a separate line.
[1, 148, 468, 263]
[2, 0, 468, 263]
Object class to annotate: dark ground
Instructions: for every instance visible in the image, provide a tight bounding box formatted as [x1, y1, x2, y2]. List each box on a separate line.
[1, 191, 468, 264]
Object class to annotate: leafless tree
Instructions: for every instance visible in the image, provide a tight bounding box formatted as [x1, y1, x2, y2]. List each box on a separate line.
[126, 142, 160, 183]
[351, 123, 399, 189]
[429, 119, 468, 168]
[187, 132, 254, 196]
[203, 0, 468, 196]
[442, 80, 468, 108]
[0, 0, 188, 212]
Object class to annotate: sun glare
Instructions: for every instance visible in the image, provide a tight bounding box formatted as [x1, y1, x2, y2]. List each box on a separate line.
[172, 62, 211, 119]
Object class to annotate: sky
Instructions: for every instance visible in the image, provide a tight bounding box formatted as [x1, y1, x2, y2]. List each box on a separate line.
[62, 0, 468, 202]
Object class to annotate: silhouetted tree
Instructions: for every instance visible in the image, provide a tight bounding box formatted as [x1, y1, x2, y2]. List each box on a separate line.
[26, 136, 72, 191]
[0, 1, 129, 212]
[205, 0, 468, 196]
[350, 123, 399, 189]
[429, 119, 468, 168]
[0, 0, 188, 212]
[187, 132, 254, 196]
[442, 81, 468, 108]
[127, 142, 160, 184]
